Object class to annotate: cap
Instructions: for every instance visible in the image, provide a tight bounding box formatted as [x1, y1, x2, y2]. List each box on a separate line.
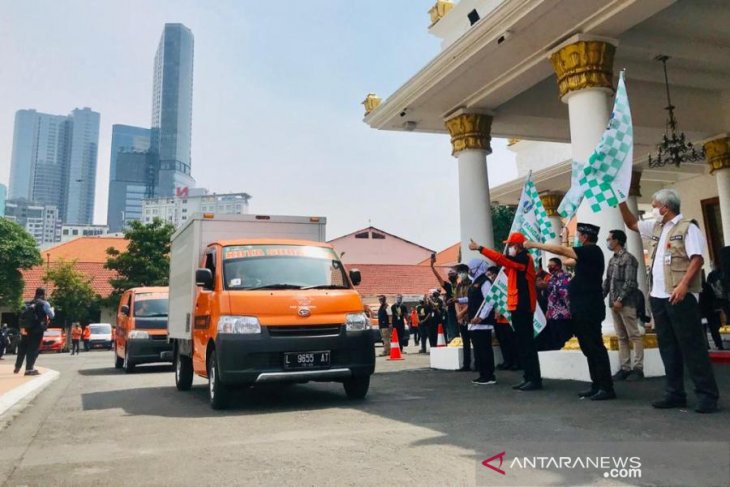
[503, 232, 526, 245]
[577, 223, 600, 237]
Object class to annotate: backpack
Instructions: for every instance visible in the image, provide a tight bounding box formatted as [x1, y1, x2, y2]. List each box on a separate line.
[19, 300, 47, 331]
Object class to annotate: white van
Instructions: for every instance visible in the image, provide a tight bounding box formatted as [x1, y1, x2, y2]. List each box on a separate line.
[88, 323, 113, 350]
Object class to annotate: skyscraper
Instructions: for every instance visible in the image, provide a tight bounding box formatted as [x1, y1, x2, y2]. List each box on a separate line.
[151, 23, 195, 197]
[0, 183, 7, 216]
[106, 124, 151, 232]
[7, 107, 100, 224]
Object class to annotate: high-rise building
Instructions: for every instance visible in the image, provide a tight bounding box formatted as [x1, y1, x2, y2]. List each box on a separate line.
[7, 108, 100, 225]
[4, 198, 61, 246]
[0, 183, 7, 216]
[151, 23, 195, 197]
[142, 191, 251, 228]
[106, 125, 151, 232]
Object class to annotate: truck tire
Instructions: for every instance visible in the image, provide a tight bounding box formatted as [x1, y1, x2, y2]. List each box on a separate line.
[208, 349, 229, 410]
[343, 375, 370, 400]
[114, 345, 123, 369]
[175, 349, 194, 391]
[123, 348, 136, 373]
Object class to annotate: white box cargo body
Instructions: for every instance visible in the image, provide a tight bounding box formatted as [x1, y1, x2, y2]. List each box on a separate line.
[167, 214, 326, 340]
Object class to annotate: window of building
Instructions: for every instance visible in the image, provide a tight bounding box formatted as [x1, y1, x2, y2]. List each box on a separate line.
[355, 232, 369, 239]
[372, 232, 386, 239]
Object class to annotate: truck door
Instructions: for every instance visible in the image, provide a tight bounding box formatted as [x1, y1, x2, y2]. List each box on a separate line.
[193, 246, 217, 374]
[117, 292, 132, 356]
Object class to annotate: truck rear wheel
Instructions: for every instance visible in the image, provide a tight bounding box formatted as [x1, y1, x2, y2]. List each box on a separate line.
[343, 375, 370, 399]
[208, 349, 229, 410]
[175, 348, 194, 391]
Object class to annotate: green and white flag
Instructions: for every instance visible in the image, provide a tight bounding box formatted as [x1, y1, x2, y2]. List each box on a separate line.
[484, 173, 550, 337]
[558, 71, 633, 219]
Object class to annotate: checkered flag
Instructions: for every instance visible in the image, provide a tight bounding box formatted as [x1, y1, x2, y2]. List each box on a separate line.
[558, 159, 584, 220]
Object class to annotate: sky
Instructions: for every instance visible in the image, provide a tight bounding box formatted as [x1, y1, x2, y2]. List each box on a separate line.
[0, 0, 517, 252]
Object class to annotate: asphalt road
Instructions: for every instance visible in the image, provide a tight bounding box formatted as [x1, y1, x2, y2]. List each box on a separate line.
[1, 346, 729, 487]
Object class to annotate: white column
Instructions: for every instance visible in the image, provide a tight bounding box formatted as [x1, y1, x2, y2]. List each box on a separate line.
[540, 192, 565, 269]
[457, 149, 494, 258]
[551, 38, 621, 333]
[446, 112, 494, 260]
[705, 137, 730, 245]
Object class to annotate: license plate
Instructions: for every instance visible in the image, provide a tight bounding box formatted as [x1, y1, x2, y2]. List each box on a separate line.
[283, 351, 330, 370]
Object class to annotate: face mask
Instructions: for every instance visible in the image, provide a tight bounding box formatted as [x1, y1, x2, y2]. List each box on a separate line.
[651, 207, 664, 221]
[606, 241, 615, 251]
[396, 298, 402, 304]
[448, 274, 457, 283]
[508, 246, 518, 257]
[573, 235, 583, 248]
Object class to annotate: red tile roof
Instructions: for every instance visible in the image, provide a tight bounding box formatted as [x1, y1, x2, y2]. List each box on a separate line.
[347, 264, 449, 298]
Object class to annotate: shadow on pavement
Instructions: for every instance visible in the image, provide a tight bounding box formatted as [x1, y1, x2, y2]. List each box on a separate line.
[78, 364, 173, 376]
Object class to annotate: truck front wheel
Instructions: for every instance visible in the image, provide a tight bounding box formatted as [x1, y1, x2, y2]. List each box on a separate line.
[208, 349, 229, 410]
[175, 348, 194, 391]
[343, 375, 370, 400]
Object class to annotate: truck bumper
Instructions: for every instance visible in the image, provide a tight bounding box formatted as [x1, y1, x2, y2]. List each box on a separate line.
[126, 338, 173, 365]
[215, 328, 375, 386]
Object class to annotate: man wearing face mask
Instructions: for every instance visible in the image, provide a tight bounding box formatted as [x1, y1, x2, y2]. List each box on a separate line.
[377, 295, 391, 357]
[602, 229, 643, 381]
[469, 233, 542, 391]
[391, 294, 408, 352]
[430, 256, 459, 342]
[619, 189, 719, 413]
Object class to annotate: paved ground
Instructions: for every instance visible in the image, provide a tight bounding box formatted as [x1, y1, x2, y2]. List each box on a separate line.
[0, 345, 729, 487]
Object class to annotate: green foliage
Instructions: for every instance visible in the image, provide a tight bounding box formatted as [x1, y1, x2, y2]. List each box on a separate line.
[43, 259, 100, 326]
[105, 218, 175, 297]
[491, 204, 517, 248]
[0, 218, 42, 309]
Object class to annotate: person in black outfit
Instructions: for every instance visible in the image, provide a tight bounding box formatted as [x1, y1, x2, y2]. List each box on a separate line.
[488, 266, 521, 370]
[391, 295, 408, 352]
[467, 262, 497, 385]
[15, 288, 55, 376]
[429, 256, 460, 342]
[377, 295, 391, 357]
[527, 223, 616, 400]
[700, 272, 724, 350]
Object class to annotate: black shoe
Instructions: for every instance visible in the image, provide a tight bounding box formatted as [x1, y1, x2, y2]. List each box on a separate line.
[512, 381, 528, 390]
[652, 398, 687, 409]
[695, 403, 719, 414]
[458, 367, 471, 372]
[473, 377, 497, 385]
[24, 369, 40, 376]
[496, 363, 508, 370]
[589, 389, 617, 401]
[612, 369, 631, 381]
[518, 381, 543, 391]
[508, 364, 521, 371]
[625, 369, 644, 381]
[578, 388, 598, 398]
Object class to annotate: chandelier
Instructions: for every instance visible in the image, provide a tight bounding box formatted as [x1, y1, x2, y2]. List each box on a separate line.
[647, 55, 704, 168]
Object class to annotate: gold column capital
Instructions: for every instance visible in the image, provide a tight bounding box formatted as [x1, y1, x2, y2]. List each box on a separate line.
[362, 93, 381, 115]
[445, 113, 492, 157]
[704, 136, 730, 174]
[549, 40, 616, 100]
[630, 170, 642, 197]
[539, 192, 564, 217]
[428, 0, 455, 28]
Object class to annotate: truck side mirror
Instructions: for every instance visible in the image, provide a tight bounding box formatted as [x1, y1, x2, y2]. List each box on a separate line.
[120, 305, 130, 316]
[349, 269, 362, 286]
[196, 268, 214, 289]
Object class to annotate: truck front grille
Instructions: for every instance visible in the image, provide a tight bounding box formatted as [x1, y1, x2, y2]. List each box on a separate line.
[267, 325, 342, 338]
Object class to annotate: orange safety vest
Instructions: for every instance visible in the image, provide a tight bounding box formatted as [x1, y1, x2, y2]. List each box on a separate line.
[72, 327, 82, 340]
[82, 327, 91, 339]
[409, 309, 419, 327]
[479, 247, 537, 313]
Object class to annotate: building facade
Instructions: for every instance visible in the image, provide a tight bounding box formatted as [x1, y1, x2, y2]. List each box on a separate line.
[151, 23, 195, 197]
[4, 198, 61, 246]
[142, 191, 251, 227]
[60, 224, 110, 243]
[0, 183, 7, 216]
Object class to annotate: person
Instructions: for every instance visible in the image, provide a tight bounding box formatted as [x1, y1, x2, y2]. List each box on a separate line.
[377, 295, 391, 357]
[430, 256, 459, 342]
[467, 260, 497, 385]
[417, 295, 432, 353]
[71, 323, 82, 355]
[487, 267, 521, 371]
[82, 325, 91, 351]
[409, 306, 420, 346]
[526, 223, 616, 401]
[391, 295, 408, 352]
[603, 229, 644, 381]
[428, 289, 445, 347]
[14, 288, 54, 376]
[544, 258, 573, 350]
[700, 271, 724, 350]
[0, 324, 8, 360]
[469, 233, 542, 391]
[454, 262, 479, 372]
[620, 189, 719, 413]
[707, 260, 729, 324]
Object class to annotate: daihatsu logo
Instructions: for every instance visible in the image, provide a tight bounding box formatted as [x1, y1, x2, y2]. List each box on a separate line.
[298, 308, 311, 317]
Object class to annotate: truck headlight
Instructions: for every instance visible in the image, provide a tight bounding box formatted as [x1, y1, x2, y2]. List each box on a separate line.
[217, 316, 261, 334]
[345, 313, 370, 331]
[128, 330, 149, 339]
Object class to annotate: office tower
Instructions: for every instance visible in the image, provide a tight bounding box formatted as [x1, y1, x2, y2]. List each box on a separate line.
[151, 23, 195, 197]
[106, 125, 151, 232]
[0, 183, 6, 216]
[4, 198, 61, 246]
[65, 108, 101, 224]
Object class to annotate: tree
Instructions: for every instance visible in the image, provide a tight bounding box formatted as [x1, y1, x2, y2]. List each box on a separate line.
[0, 218, 42, 309]
[491, 204, 517, 247]
[43, 259, 100, 330]
[105, 218, 176, 298]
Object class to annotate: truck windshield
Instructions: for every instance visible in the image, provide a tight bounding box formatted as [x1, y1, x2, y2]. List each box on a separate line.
[222, 244, 350, 291]
[134, 295, 169, 317]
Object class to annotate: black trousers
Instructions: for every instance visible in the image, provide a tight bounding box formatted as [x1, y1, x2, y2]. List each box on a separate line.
[651, 296, 719, 405]
[573, 315, 613, 392]
[15, 331, 43, 371]
[413, 326, 420, 345]
[471, 329, 495, 380]
[72, 339, 80, 355]
[494, 323, 519, 366]
[394, 323, 406, 350]
[511, 309, 541, 383]
[419, 323, 430, 352]
[459, 324, 472, 370]
[428, 320, 439, 347]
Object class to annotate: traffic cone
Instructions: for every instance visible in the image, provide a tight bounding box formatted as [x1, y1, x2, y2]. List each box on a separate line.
[386, 329, 404, 361]
[436, 324, 446, 347]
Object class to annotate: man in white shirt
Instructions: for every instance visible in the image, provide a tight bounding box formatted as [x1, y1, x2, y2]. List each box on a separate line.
[620, 189, 719, 413]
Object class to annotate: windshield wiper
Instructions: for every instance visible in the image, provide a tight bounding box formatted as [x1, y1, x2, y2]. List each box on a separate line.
[300, 284, 349, 290]
[246, 284, 304, 290]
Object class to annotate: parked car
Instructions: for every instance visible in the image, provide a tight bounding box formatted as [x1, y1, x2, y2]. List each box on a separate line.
[87, 323, 113, 350]
[40, 328, 67, 353]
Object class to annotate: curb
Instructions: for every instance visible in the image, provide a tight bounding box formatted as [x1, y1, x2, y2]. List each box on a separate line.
[0, 368, 60, 418]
